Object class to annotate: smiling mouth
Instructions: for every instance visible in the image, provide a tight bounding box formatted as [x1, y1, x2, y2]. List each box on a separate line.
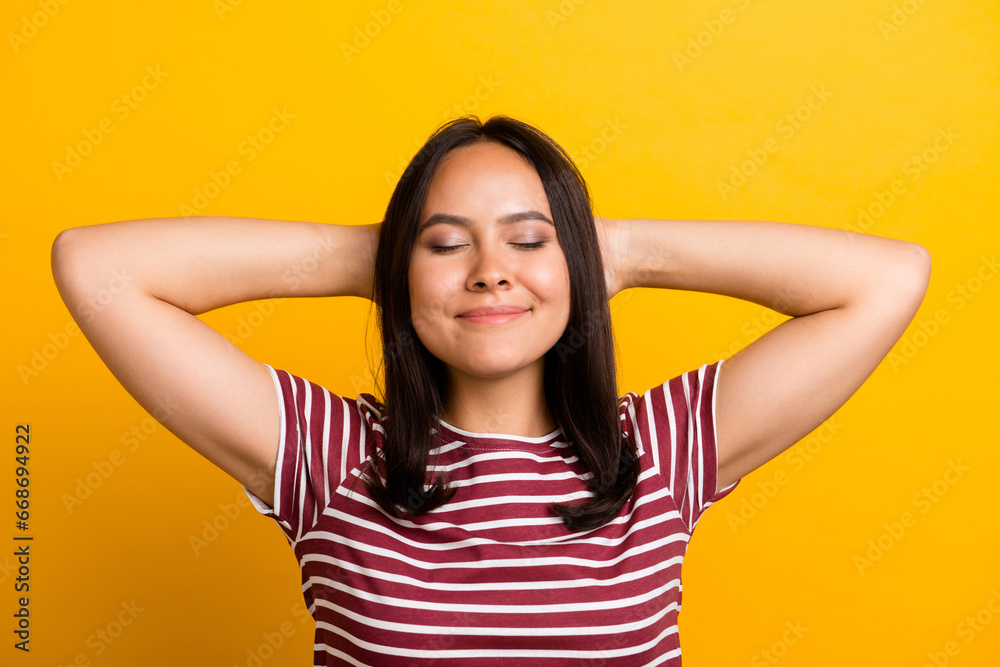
[456, 309, 529, 324]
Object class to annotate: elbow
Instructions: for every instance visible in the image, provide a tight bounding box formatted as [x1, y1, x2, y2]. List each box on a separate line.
[900, 241, 932, 298]
[51, 228, 75, 285]
[52, 227, 78, 260]
[51, 227, 94, 302]
[51, 228, 80, 280]
[880, 241, 931, 315]
[853, 241, 931, 314]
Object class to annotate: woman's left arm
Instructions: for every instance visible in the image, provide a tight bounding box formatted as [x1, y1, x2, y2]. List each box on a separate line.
[596, 217, 932, 494]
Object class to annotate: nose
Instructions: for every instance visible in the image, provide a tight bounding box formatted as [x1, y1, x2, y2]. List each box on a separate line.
[467, 244, 511, 291]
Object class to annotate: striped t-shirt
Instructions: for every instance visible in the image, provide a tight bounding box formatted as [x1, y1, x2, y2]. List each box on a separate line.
[243, 360, 741, 666]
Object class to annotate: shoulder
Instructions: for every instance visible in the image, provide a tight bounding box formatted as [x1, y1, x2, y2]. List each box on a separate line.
[616, 360, 724, 438]
[264, 364, 385, 435]
[356, 392, 387, 436]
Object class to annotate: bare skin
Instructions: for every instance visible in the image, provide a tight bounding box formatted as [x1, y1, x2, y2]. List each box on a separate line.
[595, 215, 930, 493]
[51, 217, 379, 508]
[408, 142, 570, 439]
[50, 147, 930, 508]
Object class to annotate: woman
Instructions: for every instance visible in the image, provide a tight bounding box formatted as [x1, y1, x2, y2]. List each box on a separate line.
[51, 115, 931, 665]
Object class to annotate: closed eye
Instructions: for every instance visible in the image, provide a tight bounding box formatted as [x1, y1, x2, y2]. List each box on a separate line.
[429, 241, 547, 253]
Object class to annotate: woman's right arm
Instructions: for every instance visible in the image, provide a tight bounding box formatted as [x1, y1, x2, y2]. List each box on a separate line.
[51, 216, 380, 508]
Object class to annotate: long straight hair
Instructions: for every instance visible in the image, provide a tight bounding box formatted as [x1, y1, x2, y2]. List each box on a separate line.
[364, 115, 638, 532]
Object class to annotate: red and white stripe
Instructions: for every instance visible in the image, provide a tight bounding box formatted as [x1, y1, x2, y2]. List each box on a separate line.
[243, 360, 739, 666]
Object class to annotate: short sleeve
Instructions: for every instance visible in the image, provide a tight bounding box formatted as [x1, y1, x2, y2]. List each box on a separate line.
[620, 359, 740, 533]
[242, 364, 369, 543]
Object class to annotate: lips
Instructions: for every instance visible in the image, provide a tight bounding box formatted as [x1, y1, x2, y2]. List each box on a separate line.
[457, 305, 529, 318]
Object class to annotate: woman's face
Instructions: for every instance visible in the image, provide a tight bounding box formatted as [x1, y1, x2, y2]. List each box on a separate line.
[408, 141, 572, 383]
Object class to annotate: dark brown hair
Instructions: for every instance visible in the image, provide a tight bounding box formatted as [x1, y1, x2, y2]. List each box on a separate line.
[364, 114, 638, 532]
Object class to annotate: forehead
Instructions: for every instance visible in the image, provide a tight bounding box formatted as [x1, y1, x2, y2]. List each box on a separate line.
[421, 142, 550, 218]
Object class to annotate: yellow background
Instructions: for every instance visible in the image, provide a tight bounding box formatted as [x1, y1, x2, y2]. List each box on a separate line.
[3, 0, 998, 664]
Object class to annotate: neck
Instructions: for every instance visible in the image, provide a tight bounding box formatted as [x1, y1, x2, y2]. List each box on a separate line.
[440, 360, 556, 437]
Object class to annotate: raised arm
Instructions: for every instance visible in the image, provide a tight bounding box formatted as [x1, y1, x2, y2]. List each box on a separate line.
[597, 217, 931, 493]
[51, 216, 380, 507]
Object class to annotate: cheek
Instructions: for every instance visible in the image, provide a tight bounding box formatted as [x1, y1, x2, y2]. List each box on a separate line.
[407, 276, 432, 331]
[554, 265, 573, 326]
[537, 259, 571, 304]
[408, 258, 435, 307]
[408, 266, 454, 333]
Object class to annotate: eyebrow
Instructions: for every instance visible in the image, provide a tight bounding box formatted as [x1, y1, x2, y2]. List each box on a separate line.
[418, 210, 554, 233]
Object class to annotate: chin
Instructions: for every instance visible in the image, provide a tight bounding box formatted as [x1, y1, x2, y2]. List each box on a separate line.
[450, 356, 538, 380]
